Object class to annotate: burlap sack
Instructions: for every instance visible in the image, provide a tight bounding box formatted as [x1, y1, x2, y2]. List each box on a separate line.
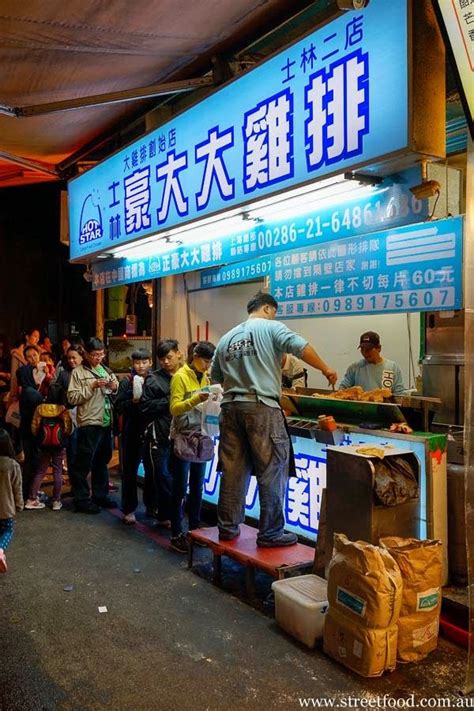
[396, 611, 439, 662]
[323, 609, 398, 677]
[328, 534, 402, 629]
[380, 537, 442, 615]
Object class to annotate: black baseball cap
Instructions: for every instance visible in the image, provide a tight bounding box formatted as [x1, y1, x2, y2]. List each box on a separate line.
[358, 331, 380, 348]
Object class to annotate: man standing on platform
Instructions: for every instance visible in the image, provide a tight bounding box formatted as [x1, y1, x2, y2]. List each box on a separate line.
[211, 292, 337, 547]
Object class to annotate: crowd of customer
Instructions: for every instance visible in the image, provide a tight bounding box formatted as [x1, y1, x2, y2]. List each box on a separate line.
[0, 291, 338, 572]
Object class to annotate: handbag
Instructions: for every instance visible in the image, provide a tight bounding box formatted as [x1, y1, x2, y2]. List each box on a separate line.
[173, 430, 214, 463]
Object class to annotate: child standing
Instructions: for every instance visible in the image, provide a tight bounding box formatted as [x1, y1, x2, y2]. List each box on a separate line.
[0, 428, 23, 572]
[25, 404, 72, 511]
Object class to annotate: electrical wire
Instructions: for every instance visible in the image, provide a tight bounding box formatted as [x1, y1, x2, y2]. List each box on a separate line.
[406, 313, 417, 390]
[428, 190, 441, 220]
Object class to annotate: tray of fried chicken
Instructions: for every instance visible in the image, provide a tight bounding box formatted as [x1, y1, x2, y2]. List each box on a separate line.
[312, 386, 393, 403]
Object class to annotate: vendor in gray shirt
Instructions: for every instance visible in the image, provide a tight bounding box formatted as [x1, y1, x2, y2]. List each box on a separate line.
[211, 291, 337, 548]
[339, 331, 406, 395]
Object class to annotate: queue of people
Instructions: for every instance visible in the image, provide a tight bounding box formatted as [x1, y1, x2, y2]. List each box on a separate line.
[1, 291, 409, 571]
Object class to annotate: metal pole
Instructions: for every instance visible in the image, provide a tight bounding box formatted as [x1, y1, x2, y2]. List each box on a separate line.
[464, 135, 474, 695]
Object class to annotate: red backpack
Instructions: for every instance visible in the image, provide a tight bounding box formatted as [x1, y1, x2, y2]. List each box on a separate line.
[32, 404, 72, 450]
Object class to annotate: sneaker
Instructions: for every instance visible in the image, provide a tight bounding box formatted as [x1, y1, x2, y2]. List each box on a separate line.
[93, 498, 117, 509]
[123, 513, 136, 525]
[25, 498, 46, 510]
[75, 501, 101, 514]
[169, 534, 189, 554]
[51, 500, 63, 511]
[0, 548, 7, 574]
[256, 532, 298, 548]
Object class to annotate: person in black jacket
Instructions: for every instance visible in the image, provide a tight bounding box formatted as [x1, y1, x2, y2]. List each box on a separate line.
[114, 349, 157, 525]
[139, 339, 183, 529]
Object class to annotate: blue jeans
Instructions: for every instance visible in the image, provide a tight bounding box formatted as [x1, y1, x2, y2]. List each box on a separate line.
[217, 402, 289, 542]
[169, 444, 206, 536]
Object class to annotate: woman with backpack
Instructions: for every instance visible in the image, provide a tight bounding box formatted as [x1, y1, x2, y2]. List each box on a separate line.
[0, 428, 23, 572]
[24, 403, 72, 510]
[48, 344, 84, 479]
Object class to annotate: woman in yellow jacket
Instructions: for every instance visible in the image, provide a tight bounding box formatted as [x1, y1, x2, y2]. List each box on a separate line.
[169, 341, 215, 553]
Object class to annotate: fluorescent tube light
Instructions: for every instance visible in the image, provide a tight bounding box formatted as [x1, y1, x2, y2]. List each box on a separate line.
[108, 173, 383, 261]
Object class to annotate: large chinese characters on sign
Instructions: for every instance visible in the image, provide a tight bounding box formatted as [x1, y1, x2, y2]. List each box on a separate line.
[69, 0, 409, 260]
[202, 433, 429, 542]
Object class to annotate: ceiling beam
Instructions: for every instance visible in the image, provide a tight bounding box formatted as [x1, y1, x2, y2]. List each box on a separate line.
[0, 151, 59, 177]
[16, 77, 215, 117]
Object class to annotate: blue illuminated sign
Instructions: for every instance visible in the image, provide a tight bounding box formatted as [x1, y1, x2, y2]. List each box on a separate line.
[70, 0, 409, 260]
[92, 168, 427, 289]
[203, 432, 429, 542]
[200, 256, 272, 289]
[271, 215, 463, 318]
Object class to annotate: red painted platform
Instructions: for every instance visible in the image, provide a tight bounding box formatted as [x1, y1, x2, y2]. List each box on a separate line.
[188, 524, 315, 589]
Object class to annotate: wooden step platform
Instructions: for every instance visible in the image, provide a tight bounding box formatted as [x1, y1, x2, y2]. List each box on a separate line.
[188, 524, 315, 600]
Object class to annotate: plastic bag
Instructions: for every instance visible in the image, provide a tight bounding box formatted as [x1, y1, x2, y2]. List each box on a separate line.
[373, 457, 418, 506]
[200, 390, 222, 438]
[5, 400, 21, 428]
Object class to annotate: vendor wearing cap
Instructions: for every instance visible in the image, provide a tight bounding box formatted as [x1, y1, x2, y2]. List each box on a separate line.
[339, 331, 406, 395]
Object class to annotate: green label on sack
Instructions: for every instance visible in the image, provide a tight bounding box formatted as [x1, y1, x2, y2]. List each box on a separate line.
[336, 586, 366, 617]
[417, 588, 440, 611]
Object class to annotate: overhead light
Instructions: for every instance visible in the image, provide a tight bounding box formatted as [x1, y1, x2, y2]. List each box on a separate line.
[242, 172, 384, 223]
[409, 160, 441, 200]
[109, 172, 385, 261]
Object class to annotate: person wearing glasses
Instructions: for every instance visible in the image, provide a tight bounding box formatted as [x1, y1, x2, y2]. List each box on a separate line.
[67, 338, 119, 514]
[339, 331, 406, 396]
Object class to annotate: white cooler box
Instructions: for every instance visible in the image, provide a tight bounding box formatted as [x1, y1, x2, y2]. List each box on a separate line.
[272, 574, 328, 648]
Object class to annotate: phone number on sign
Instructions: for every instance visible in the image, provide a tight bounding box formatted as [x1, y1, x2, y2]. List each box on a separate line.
[219, 260, 272, 282]
[252, 195, 424, 252]
[280, 288, 455, 316]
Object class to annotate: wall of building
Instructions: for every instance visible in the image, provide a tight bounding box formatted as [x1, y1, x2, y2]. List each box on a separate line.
[181, 278, 421, 390]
